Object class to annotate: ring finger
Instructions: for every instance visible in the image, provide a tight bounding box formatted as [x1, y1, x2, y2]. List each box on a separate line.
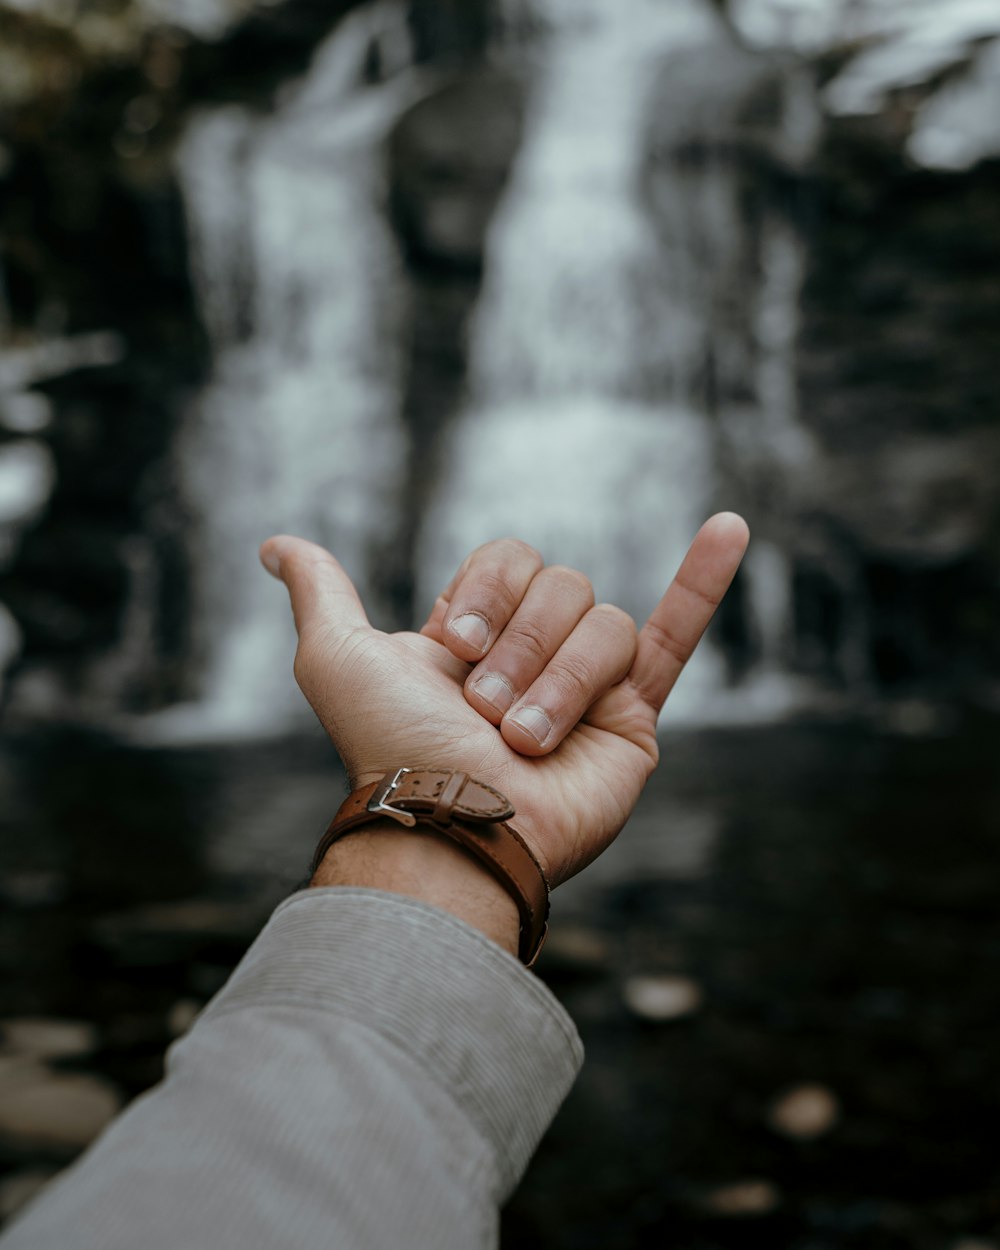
[501, 603, 638, 756]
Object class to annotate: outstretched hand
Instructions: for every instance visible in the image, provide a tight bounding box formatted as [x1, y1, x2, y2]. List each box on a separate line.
[260, 514, 748, 889]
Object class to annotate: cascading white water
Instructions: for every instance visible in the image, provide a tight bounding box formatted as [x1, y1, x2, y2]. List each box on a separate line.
[144, 7, 418, 739]
[145, 0, 820, 738]
[417, 0, 732, 716]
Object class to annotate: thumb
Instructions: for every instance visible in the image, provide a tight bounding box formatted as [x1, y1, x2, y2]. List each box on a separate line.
[259, 535, 370, 639]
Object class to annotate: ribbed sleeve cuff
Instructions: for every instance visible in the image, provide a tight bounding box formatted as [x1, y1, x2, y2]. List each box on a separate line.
[199, 888, 584, 1198]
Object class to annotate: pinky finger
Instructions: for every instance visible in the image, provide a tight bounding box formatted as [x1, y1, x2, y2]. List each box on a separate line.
[417, 550, 474, 641]
[419, 594, 451, 644]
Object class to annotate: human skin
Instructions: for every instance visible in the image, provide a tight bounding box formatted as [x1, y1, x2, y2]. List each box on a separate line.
[260, 514, 749, 958]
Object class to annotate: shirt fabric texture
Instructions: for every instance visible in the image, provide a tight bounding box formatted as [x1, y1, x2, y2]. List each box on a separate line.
[0, 888, 584, 1249]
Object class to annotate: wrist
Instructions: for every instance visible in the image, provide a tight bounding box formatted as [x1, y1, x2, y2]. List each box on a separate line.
[310, 821, 521, 958]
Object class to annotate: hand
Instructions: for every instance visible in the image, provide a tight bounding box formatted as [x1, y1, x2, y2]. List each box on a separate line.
[260, 514, 748, 891]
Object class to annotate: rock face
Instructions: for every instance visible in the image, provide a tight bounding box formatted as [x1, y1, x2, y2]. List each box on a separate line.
[642, 24, 1000, 699]
[390, 70, 524, 272]
[790, 139, 1000, 693]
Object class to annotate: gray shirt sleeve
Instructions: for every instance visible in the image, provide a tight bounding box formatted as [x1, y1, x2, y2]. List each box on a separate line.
[0, 889, 583, 1250]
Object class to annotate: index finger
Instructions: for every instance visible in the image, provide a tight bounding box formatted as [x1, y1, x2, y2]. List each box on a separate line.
[419, 538, 544, 661]
[629, 512, 750, 714]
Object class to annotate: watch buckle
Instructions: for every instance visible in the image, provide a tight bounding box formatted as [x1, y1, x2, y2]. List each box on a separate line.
[366, 767, 417, 827]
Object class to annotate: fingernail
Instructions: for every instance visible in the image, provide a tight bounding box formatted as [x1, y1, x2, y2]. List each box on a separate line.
[261, 548, 282, 577]
[508, 705, 552, 745]
[450, 612, 490, 654]
[472, 672, 514, 713]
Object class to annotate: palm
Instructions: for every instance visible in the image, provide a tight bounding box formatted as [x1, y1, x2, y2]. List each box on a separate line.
[302, 627, 655, 885]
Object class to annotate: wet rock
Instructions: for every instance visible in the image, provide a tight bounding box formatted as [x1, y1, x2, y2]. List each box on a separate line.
[647, 30, 817, 171]
[0, 1018, 98, 1062]
[0, 1066, 121, 1153]
[0, 1055, 36, 1084]
[539, 926, 611, 973]
[800, 433, 1000, 565]
[1, 667, 72, 725]
[93, 899, 265, 966]
[622, 974, 703, 1021]
[768, 1083, 840, 1140]
[0, 869, 67, 908]
[0, 1168, 61, 1222]
[877, 698, 955, 738]
[701, 1179, 782, 1217]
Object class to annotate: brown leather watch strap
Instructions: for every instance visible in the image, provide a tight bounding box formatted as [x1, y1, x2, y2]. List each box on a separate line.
[310, 768, 549, 966]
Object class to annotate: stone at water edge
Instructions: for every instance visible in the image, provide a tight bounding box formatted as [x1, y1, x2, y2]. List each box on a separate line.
[0, 1067, 122, 1152]
[0, 1018, 99, 1062]
[537, 926, 611, 971]
[767, 1082, 840, 1140]
[622, 974, 703, 1021]
[701, 1179, 782, 1217]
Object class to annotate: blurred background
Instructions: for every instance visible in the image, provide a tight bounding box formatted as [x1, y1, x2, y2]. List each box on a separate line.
[1, 0, 999, 1244]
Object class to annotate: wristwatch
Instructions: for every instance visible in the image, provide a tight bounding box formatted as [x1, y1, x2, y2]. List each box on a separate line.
[311, 767, 550, 966]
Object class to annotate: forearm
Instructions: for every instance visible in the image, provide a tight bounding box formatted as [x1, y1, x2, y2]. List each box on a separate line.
[1, 512, 744, 1248]
[311, 820, 521, 957]
[0, 890, 582, 1250]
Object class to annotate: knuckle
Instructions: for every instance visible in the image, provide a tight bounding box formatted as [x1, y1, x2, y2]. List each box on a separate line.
[459, 540, 544, 612]
[493, 536, 543, 569]
[503, 617, 552, 664]
[545, 656, 596, 703]
[643, 618, 689, 665]
[545, 565, 595, 604]
[675, 570, 722, 608]
[593, 602, 637, 640]
[469, 568, 519, 612]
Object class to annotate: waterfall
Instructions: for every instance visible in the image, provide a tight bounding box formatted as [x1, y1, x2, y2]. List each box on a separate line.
[734, 216, 823, 715]
[417, 0, 731, 718]
[137, 0, 820, 738]
[0, 440, 56, 693]
[141, 6, 418, 740]
[1, 317, 114, 699]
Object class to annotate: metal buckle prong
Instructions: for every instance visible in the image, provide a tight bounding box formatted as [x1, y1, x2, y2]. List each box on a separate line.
[366, 767, 417, 827]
